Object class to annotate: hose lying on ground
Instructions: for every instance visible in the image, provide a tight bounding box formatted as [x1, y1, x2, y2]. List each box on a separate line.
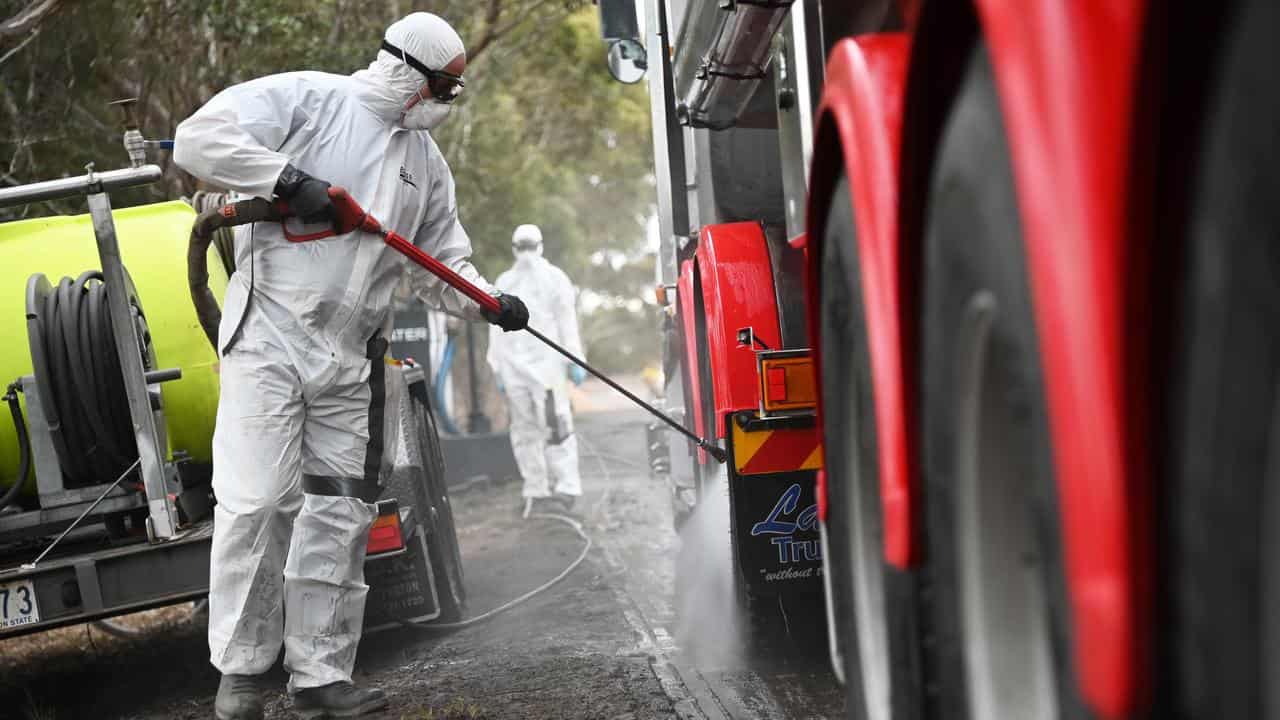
[400, 430, 630, 631]
[403, 511, 591, 631]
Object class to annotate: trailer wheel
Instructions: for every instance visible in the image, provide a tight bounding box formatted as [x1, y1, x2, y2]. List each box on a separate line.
[819, 174, 919, 720]
[919, 42, 1084, 720]
[384, 381, 466, 622]
[1160, 0, 1280, 715]
[414, 385, 466, 622]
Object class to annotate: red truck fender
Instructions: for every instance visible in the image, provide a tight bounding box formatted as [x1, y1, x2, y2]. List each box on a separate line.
[807, 34, 915, 569]
[692, 222, 786, 433]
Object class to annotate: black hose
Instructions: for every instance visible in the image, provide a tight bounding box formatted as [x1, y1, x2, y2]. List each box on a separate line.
[190, 191, 238, 279]
[187, 196, 281, 349]
[1, 383, 30, 510]
[28, 272, 142, 488]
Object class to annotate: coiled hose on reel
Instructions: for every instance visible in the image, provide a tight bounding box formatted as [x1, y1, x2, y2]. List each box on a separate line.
[24, 270, 152, 489]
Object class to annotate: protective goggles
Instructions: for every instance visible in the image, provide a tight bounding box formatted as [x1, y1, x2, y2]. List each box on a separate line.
[381, 39, 466, 103]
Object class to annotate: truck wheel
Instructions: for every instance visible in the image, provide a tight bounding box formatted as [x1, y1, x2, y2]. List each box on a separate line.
[412, 386, 466, 622]
[1160, 0, 1280, 715]
[384, 382, 466, 622]
[819, 174, 919, 720]
[919, 42, 1084, 719]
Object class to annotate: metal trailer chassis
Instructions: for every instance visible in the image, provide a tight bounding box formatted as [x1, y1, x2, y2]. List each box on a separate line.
[0, 502, 440, 639]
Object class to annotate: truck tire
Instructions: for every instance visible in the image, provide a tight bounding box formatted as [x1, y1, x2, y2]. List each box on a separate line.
[918, 42, 1085, 720]
[383, 381, 466, 622]
[1159, 0, 1280, 715]
[414, 385, 466, 622]
[819, 174, 921, 720]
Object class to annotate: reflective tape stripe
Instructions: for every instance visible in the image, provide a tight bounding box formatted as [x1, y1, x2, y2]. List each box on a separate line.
[302, 474, 382, 503]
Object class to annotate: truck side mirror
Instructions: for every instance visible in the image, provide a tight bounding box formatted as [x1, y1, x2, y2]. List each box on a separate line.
[607, 39, 647, 84]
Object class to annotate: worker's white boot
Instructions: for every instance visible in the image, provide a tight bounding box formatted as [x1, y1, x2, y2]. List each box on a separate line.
[291, 681, 388, 719]
[214, 674, 264, 720]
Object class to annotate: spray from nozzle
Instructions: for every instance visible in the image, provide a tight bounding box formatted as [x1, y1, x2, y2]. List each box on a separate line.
[676, 463, 744, 666]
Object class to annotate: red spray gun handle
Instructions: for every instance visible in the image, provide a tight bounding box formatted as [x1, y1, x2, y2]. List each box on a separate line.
[380, 227, 502, 315]
[195, 189, 726, 462]
[272, 186, 372, 243]
[277, 187, 502, 316]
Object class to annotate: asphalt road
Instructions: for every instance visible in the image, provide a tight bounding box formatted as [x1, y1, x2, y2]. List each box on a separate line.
[0, 380, 846, 719]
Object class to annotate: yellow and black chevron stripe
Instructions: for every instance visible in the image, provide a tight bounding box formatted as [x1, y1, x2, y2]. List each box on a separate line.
[731, 422, 823, 476]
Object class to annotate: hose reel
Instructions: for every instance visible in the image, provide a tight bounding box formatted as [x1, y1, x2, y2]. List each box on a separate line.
[24, 268, 160, 489]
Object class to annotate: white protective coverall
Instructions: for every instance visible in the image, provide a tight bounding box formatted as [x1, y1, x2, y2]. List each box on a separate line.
[173, 14, 494, 692]
[486, 228, 585, 499]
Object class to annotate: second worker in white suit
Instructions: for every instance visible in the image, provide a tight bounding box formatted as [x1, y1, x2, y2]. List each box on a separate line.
[487, 225, 586, 516]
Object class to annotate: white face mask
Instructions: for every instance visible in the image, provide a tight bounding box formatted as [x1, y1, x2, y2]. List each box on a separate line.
[401, 97, 452, 130]
[514, 248, 541, 266]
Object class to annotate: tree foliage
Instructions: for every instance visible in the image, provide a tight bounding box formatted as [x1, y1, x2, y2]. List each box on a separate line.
[0, 0, 658, 371]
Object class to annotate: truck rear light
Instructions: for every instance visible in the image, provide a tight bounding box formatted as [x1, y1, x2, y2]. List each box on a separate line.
[759, 354, 816, 413]
[767, 367, 788, 401]
[366, 500, 404, 556]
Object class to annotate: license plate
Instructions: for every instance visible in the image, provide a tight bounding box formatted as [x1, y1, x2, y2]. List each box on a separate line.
[0, 579, 39, 630]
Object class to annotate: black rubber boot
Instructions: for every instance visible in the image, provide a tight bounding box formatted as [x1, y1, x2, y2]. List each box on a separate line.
[291, 681, 388, 719]
[215, 674, 264, 720]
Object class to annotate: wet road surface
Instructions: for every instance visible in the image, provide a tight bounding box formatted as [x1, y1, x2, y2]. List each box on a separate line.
[0, 381, 845, 719]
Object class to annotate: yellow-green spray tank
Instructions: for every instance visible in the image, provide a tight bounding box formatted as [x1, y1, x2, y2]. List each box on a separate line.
[0, 201, 227, 493]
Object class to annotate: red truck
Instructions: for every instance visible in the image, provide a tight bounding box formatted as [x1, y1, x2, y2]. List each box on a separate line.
[601, 0, 1278, 718]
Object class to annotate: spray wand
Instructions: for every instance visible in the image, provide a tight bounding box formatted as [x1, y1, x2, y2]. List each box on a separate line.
[187, 187, 728, 463]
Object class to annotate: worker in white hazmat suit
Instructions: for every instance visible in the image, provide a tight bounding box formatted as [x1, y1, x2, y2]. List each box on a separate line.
[173, 13, 528, 720]
[487, 225, 586, 517]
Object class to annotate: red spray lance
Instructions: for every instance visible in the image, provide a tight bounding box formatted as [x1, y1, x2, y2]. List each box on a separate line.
[187, 187, 728, 463]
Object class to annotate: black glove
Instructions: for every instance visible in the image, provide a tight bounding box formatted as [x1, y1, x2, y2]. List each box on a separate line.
[274, 163, 333, 223]
[483, 293, 529, 332]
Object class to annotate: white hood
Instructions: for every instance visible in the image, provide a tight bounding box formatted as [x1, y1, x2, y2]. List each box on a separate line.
[352, 12, 465, 121]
